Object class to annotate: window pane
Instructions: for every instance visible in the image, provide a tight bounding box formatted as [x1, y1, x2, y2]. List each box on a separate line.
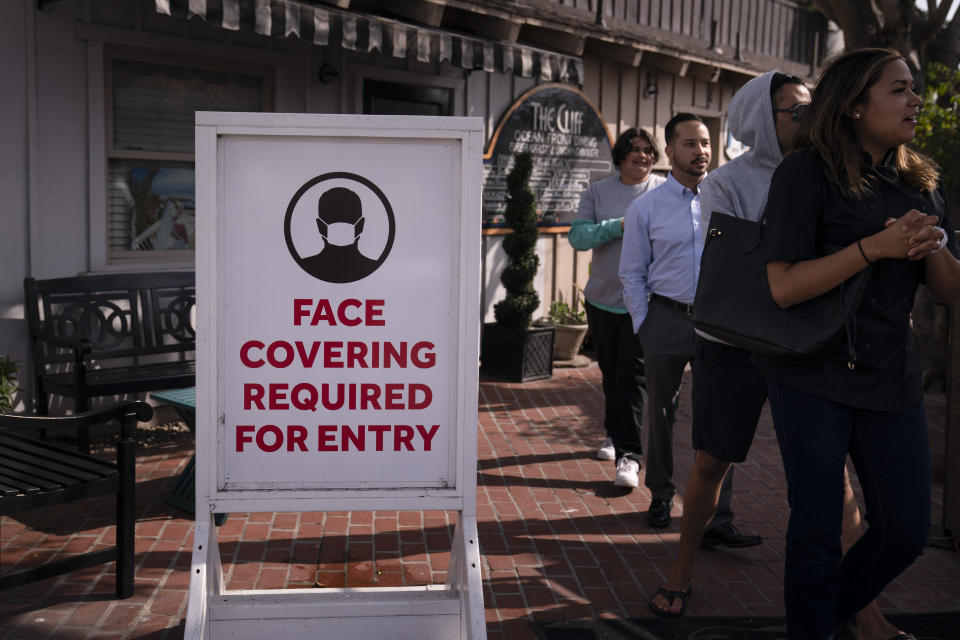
[364, 80, 452, 116]
[112, 60, 264, 153]
[108, 160, 195, 252]
[369, 96, 441, 116]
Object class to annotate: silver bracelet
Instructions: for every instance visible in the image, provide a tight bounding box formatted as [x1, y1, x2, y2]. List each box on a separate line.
[932, 226, 948, 254]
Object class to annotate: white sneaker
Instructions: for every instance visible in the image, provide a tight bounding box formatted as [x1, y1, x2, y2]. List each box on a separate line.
[615, 458, 640, 488]
[596, 437, 615, 461]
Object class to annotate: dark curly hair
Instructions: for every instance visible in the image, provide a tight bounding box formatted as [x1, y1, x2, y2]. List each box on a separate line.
[612, 127, 659, 167]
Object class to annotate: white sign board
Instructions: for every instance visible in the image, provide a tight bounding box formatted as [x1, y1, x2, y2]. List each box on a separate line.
[195, 114, 482, 511]
[220, 142, 458, 491]
[189, 113, 485, 639]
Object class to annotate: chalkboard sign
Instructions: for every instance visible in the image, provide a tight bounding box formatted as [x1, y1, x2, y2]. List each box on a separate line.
[483, 83, 614, 226]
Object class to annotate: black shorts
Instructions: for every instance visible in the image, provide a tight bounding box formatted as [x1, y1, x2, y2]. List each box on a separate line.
[691, 335, 768, 463]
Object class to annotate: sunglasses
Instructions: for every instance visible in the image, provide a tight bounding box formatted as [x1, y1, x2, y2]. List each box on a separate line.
[629, 145, 655, 155]
[774, 103, 809, 123]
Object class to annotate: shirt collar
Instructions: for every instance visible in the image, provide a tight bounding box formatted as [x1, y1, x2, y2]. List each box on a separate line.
[871, 149, 899, 183]
[859, 148, 897, 167]
[664, 171, 704, 197]
[857, 149, 899, 186]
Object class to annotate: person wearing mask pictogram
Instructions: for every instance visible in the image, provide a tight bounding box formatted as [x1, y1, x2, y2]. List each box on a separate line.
[300, 187, 380, 283]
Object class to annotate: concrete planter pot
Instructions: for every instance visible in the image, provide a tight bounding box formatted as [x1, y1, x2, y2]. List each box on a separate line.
[551, 323, 589, 361]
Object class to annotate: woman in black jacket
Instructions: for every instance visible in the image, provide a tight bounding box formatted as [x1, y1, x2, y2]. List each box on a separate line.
[761, 48, 960, 639]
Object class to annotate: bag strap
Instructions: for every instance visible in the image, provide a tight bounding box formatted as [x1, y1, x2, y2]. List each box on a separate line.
[744, 208, 767, 253]
[824, 244, 873, 370]
[840, 280, 857, 370]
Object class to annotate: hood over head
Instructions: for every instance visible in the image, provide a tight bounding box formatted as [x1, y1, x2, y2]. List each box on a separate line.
[725, 70, 783, 168]
[697, 69, 804, 228]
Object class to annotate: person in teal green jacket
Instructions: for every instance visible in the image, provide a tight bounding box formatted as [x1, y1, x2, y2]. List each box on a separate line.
[568, 127, 664, 489]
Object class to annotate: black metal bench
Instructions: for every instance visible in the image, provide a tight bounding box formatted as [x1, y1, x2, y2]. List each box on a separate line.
[24, 272, 195, 452]
[0, 401, 153, 598]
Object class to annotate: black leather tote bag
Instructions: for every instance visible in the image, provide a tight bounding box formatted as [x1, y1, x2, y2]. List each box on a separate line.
[693, 211, 872, 363]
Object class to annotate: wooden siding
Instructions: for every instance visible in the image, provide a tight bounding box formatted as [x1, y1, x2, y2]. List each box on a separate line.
[583, 53, 737, 169]
[553, 0, 825, 64]
[66, 0, 752, 326]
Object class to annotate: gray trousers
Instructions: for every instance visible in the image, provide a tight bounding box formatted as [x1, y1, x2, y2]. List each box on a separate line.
[637, 298, 734, 525]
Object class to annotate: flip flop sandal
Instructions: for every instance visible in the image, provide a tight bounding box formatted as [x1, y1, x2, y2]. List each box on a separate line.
[648, 586, 692, 618]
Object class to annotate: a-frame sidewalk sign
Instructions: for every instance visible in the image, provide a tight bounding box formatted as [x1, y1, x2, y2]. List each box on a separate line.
[187, 112, 485, 639]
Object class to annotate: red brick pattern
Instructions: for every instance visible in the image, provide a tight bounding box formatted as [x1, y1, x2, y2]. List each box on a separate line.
[1, 366, 958, 639]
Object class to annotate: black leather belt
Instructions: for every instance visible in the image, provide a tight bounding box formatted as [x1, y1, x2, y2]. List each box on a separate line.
[650, 292, 694, 315]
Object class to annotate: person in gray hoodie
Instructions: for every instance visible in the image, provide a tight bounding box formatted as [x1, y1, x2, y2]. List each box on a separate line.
[649, 71, 906, 640]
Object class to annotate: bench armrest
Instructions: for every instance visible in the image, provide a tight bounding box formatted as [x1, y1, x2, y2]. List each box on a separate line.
[0, 401, 153, 433]
[30, 321, 93, 353]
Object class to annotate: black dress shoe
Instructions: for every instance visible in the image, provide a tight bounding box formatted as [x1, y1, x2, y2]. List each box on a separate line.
[647, 498, 673, 528]
[833, 619, 857, 640]
[700, 523, 763, 548]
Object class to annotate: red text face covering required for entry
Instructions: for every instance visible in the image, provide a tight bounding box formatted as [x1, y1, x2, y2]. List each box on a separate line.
[219, 136, 459, 490]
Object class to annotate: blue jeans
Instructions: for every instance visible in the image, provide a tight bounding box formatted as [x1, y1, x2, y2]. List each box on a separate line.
[767, 380, 929, 640]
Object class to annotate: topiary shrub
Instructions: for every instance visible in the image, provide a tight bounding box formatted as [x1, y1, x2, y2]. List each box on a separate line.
[493, 152, 540, 329]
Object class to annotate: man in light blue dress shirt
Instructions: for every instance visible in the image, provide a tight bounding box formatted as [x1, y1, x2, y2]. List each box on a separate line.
[619, 113, 709, 529]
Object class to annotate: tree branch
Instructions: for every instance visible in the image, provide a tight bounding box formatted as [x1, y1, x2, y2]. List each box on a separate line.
[931, 0, 955, 29]
[811, 0, 839, 24]
[919, 0, 956, 40]
[876, 0, 904, 29]
[811, 0, 959, 71]
[811, 0, 885, 49]
[929, 7, 960, 69]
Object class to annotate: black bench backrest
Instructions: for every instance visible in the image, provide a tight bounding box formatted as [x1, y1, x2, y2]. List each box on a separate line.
[24, 272, 196, 366]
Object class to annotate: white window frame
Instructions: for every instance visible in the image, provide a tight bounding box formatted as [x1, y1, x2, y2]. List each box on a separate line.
[88, 42, 278, 271]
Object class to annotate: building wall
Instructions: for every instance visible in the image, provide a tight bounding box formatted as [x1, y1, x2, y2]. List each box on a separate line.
[540, 53, 743, 324]
[36, 8, 90, 280]
[481, 53, 746, 323]
[0, 0, 753, 406]
[0, 1, 31, 390]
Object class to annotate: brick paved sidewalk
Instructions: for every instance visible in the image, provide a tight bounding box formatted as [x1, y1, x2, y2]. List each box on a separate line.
[2, 365, 958, 639]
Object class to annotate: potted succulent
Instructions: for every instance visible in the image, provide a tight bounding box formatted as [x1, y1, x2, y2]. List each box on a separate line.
[480, 152, 555, 382]
[539, 293, 589, 361]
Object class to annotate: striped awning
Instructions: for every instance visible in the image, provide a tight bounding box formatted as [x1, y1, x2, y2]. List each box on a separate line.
[155, 0, 583, 83]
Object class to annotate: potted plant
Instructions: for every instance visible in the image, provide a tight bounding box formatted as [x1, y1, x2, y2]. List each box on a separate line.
[480, 152, 555, 382]
[538, 293, 589, 361]
[0, 355, 23, 413]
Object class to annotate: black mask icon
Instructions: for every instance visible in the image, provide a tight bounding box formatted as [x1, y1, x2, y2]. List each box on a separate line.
[298, 187, 380, 283]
